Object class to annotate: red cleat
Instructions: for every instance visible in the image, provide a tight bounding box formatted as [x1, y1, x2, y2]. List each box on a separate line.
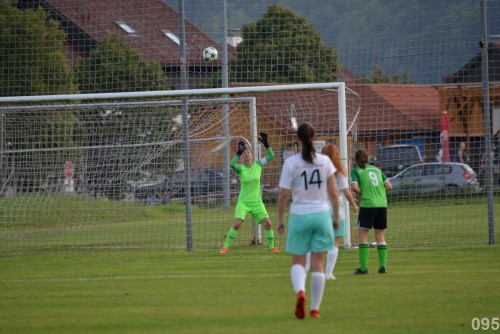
[219, 247, 228, 254]
[295, 290, 306, 319]
[269, 247, 280, 253]
[310, 310, 320, 318]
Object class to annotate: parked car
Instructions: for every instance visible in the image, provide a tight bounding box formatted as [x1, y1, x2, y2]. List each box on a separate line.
[371, 144, 423, 177]
[388, 162, 480, 195]
[134, 168, 239, 202]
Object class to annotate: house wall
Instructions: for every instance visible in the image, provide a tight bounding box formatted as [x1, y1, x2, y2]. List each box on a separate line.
[436, 84, 500, 170]
[438, 84, 500, 137]
[185, 108, 357, 187]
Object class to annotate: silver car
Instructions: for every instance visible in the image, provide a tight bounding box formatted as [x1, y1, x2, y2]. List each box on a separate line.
[388, 162, 480, 195]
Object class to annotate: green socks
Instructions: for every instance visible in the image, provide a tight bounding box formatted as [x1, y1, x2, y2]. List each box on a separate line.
[377, 243, 388, 269]
[223, 227, 238, 248]
[358, 243, 388, 271]
[264, 229, 275, 249]
[358, 243, 369, 271]
[223, 227, 275, 250]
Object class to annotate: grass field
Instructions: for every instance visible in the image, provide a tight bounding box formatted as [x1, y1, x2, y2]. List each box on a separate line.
[1, 246, 498, 334]
[1, 193, 499, 254]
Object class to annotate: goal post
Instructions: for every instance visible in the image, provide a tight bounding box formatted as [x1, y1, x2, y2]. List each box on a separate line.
[0, 82, 360, 254]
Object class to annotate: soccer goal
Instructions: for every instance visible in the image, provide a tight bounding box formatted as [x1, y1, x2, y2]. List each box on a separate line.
[0, 82, 361, 254]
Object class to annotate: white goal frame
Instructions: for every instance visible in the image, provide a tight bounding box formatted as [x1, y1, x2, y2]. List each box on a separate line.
[0, 82, 353, 251]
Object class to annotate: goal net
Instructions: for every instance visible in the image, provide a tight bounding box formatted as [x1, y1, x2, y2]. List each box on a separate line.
[0, 82, 360, 254]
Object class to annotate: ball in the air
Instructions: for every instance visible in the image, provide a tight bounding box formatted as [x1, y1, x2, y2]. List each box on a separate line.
[203, 47, 218, 62]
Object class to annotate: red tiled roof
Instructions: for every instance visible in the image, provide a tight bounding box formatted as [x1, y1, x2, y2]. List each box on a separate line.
[228, 83, 440, 134]
[42, 0, 224, 67]
[352, 84, 440, 132]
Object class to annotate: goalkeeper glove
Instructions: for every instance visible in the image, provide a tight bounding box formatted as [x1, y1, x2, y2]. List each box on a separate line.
[258, 132, 270, 148]
[236, 141, 246, 157]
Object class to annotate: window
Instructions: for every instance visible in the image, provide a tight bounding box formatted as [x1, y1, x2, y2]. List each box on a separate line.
[441, 166, 453, 175]
[404, 166, 421, 177]
[115, 21, 137, 34]
[161, 30, 182, 46]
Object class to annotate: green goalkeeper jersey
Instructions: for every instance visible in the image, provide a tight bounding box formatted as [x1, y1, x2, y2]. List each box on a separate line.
[231, 147, 274, 203]
[350, 164, 388, 208]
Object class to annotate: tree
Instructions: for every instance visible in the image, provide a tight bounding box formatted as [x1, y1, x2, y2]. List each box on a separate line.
[73, 34, 177, 199]
[0, 2, 77, 96]
[73, 34, 169, 93]
[357, 65, 410, 84]
[0, 2, 78, 193]
[229, 4, 340, 83]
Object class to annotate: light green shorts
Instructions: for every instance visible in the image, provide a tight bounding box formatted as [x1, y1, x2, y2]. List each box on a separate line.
[234, 201, 269, 223]
[334, 218, 346, 238]
[329, 207, 346, 238]
[285, 211, 334, 255]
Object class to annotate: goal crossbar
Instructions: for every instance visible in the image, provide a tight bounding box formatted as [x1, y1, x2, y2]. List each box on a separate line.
[0, 82, 345, 103]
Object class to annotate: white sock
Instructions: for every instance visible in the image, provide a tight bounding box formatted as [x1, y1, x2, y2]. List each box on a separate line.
[291, 264, 307, 294]
[325, 247, 339, 276]
[310, 272, 325, 311]
[305, 252, 311, 272]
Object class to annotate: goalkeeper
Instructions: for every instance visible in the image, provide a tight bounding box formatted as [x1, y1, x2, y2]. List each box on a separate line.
[220, 132, 280, 253]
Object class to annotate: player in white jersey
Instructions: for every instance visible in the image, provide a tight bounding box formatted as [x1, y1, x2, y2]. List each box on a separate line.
[305, 144, 359, 279]
[277, 123, 340, 319]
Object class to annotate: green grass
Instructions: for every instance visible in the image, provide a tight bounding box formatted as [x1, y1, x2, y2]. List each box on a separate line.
[1, 193, 499, 332]
[0, 247, 498, 334]
[1, 194, 499, 253]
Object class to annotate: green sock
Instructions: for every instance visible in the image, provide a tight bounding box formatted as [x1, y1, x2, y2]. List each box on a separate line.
[264, 229, 275, 249]
[223, 227, 238, 248]
[377, 243, 388, 269]
[359, 243, 369, 271]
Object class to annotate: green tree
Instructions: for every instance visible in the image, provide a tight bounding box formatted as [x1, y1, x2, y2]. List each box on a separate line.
[0, 2, 77, 96]
[73, 34, 176, 199]
[73, 34, 168, 93]
[229, 4, 340, 83]
[0, 2, 78, 192]
[357, 65, 410, 84]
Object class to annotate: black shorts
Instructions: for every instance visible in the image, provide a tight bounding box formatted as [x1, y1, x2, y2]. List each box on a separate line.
[357, 207, 387, 230]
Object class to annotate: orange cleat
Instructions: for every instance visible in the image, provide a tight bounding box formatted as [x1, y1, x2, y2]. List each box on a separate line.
[269, 247, 280, 253]
[295, 290, 306, 319]
[219, 247, 228, 254]
[310, 310, 320, 319]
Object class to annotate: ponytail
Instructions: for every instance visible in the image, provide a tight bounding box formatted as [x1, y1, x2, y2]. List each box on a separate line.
[297, 123, 316, 164]
[322, 143, 346, 176]
[354, 148, 369, 169]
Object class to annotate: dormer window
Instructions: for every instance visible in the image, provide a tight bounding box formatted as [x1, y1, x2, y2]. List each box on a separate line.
[115, 21, 137, 34]
[161, 30, 183, 46]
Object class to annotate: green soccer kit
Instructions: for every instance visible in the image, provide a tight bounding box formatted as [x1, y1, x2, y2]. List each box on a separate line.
[222, 147, 276, 250]
[350, 164, 389, 272]
[350, 165, 388, 208]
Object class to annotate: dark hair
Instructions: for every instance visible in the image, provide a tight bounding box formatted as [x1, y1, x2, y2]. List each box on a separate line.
[354, 148, 369, 169]
[297, 123, 316, 164]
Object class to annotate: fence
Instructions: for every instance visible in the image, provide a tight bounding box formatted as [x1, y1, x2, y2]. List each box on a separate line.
[1, 0, 499, 253]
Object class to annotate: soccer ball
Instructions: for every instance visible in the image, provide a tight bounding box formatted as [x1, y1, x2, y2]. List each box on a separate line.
[203, 47, 218, 62]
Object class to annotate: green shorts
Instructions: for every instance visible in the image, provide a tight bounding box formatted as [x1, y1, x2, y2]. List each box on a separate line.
[285, 211, 334, 255]
[234, 201, 269, 223]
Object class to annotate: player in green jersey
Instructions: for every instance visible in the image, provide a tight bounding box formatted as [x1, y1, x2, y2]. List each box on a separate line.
[350, 148, 392, 274]
[220, 132, 280, 253]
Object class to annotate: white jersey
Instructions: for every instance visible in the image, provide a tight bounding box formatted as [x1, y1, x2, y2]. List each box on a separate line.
[279, 153, 336, 215]
[329, 172, 348, 220]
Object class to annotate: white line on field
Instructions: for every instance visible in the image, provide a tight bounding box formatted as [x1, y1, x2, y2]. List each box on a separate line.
[0, 273, 283, 284]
